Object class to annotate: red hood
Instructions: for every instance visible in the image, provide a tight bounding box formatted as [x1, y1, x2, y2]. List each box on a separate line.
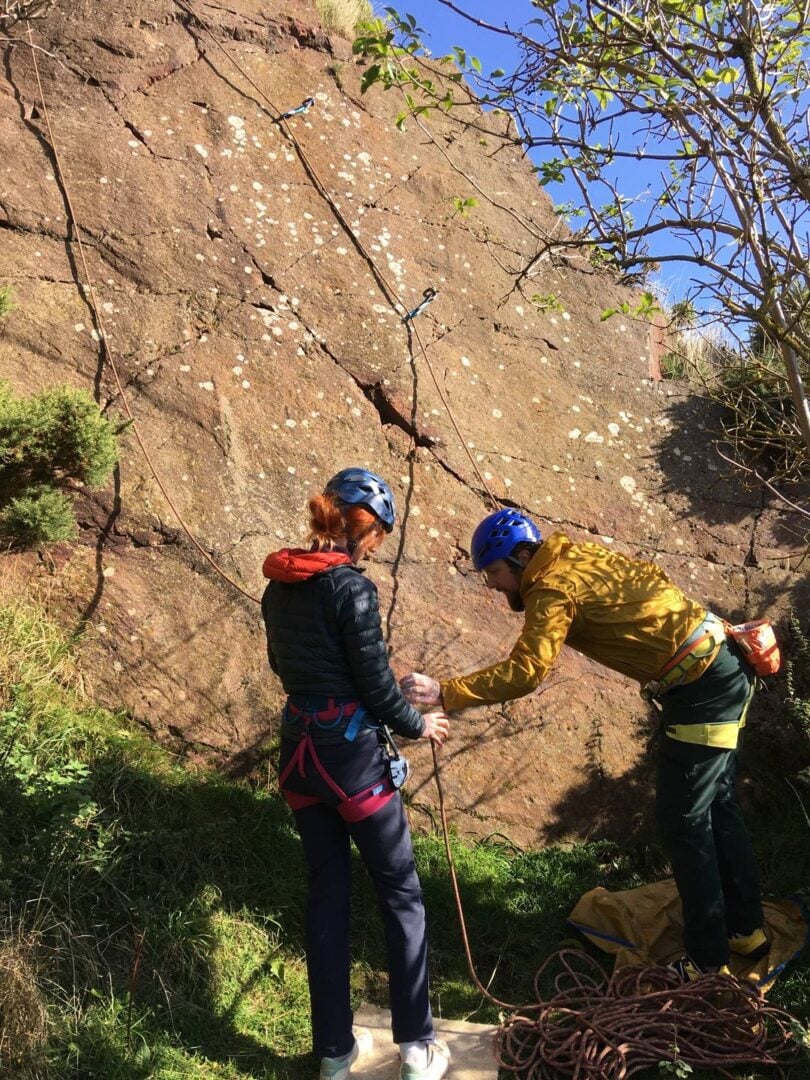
[262, 547, 351, 582]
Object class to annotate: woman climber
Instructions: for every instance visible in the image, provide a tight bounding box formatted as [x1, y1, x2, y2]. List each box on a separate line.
[261, 468, 452, 1080]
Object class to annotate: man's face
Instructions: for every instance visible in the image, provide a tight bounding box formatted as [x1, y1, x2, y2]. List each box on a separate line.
[482, 559, 524, 611]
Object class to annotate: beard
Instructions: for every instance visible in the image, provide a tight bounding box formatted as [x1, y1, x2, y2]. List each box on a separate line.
[505, 589, 525, 612]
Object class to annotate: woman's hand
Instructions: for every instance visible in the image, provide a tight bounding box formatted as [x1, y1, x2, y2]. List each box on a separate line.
[400, 672, 442, 706]
[420, 711, 450, 745]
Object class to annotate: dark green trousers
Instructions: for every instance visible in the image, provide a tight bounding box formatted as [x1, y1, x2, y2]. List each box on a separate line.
[655, 642, 763, 967]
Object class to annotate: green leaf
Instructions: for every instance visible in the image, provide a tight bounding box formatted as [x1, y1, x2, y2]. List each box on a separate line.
[471, 56, 482, 73]
[360, 64, 381, 94]
[490, 67, 505, 78]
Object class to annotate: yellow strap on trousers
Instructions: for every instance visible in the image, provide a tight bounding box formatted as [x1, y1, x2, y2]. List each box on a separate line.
[665, 678, 755, 748]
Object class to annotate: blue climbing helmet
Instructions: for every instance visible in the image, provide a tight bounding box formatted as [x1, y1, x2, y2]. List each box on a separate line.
[325, 468, 396, 532]
[470, 509, 542, 571]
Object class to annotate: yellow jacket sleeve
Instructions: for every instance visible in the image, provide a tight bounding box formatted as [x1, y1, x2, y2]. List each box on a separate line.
[440, 587, 574, 711]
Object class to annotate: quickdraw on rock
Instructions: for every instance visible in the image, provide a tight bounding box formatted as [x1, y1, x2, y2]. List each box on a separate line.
[402, 287, 438, 323]
[277, 96, 315, 121]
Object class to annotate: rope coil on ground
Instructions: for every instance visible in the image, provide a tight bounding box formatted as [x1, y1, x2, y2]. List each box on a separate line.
[429, 745, 804, 1079]
[496, 950, 802, 1079]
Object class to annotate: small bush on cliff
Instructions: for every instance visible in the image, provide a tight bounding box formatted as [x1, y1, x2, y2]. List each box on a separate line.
[316, 0, 372, 37]
[0, 286, 14, 320]
[0, 381, 117, 546]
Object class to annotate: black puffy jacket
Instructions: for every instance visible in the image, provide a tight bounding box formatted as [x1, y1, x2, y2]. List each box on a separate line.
[261, 548, 424, 740]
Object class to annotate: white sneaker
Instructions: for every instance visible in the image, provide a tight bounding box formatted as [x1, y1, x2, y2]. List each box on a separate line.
[319, 1028, 372, 1080]
[399, 1038, 451, 1080]
[319, 1040, 358, 1080]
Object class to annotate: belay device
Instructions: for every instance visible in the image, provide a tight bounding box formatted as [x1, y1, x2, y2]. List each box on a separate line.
[382, 725, 411, 789]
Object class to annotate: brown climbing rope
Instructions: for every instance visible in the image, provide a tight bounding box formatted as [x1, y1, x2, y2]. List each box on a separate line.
[430, 743, 804, 1078]
[497, 951, 803, 1079]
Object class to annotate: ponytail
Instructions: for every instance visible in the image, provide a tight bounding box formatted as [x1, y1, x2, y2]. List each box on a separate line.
[307, 493, 386, 555]
[308, 493, 346, 551]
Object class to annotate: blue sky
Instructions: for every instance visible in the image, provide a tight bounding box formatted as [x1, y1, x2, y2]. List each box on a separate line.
[371, 1, 699, 307]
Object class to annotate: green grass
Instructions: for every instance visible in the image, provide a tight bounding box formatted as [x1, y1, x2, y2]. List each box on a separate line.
[315, 0, 373, 38]
[0, 598, 809, 1078]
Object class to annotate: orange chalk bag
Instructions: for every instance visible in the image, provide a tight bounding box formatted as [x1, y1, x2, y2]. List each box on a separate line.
[725, 619, 781, 676]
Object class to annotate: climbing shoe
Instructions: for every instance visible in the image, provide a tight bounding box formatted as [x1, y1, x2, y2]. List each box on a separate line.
[399, 1038, 451, 1080]
[728, 927, 770, 961]
[669, 956, 731, 982]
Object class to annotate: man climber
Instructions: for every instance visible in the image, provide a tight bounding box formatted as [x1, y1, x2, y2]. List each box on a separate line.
[401, 509, 769, 980]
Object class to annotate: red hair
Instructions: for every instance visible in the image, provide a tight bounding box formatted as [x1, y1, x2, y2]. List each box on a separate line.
[308, 492, 385, 556]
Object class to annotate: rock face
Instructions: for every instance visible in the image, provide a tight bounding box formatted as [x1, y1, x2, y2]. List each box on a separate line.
[1, 0, 806, 844]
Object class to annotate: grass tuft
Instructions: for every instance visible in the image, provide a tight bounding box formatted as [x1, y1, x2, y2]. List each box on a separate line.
[315, 0, 373, 37]
[0, 938, 48, 1076]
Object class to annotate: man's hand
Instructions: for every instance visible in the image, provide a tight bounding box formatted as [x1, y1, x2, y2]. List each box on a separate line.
[400, 672, 442, 706]
[420, 711, 450, 745]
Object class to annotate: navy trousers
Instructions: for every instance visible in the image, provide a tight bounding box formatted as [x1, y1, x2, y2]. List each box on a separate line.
[281, 732, 434, 1059]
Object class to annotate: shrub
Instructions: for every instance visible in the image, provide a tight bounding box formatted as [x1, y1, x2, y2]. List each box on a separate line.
[0, 382, 117, 546]
[658, 309, 809, 483]
[0, 486, 77, 545]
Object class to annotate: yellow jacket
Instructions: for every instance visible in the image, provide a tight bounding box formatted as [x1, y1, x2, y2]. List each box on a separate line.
[441, 532, 719, 712]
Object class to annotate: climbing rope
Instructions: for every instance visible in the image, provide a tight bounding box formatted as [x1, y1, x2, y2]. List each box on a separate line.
[496, 952, 802, 1079]
[429, 744, 804, 1078]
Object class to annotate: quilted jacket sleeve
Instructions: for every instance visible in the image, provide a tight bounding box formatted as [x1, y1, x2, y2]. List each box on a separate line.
[264, 583, 282, 673]
[334, 570, 425, 739]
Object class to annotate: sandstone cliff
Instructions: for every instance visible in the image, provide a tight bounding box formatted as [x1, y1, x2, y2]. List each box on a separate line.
[1, 0, 806, 844]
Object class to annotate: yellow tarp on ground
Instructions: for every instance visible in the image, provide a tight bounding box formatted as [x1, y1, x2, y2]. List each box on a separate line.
[568, 879, 807, 993]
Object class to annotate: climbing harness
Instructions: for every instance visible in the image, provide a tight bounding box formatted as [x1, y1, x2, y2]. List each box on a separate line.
[281, 697, 410, 805]
[279, 700, 396, 822]
[402, 287, 438, 323]
[643, 611, 727, 698]
[276, 96, 315, 121]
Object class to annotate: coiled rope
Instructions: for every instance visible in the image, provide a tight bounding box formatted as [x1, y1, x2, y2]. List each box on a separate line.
[498, 953, 802, 1079]
[430, 745, 804, 1078]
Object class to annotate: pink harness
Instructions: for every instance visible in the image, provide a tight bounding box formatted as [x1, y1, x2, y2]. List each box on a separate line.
[278, 710, 395, 822]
